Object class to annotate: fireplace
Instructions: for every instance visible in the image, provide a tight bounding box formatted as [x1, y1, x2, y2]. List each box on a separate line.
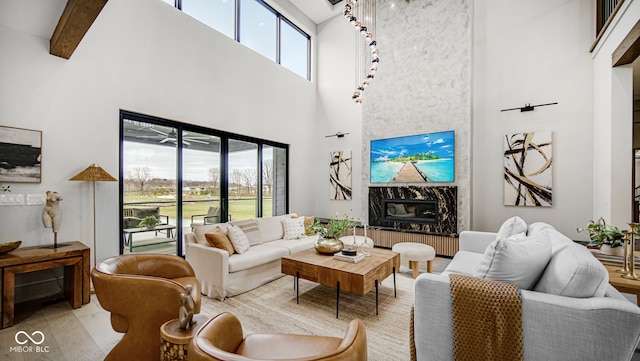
[382, 199, 438, 225]
[369, 186, 457, 235]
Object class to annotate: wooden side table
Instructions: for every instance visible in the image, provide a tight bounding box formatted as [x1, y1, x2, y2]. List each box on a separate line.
[160, 314, 209, 361]
[604, 265, 640, 306]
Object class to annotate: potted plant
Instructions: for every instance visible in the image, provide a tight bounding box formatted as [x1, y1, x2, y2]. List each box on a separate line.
[309, 214, 357, 254]
[577, 217, 625, 256]
[138, 215, 160, 230]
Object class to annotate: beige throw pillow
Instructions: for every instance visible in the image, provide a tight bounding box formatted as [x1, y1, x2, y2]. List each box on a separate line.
[230, 219, 261, 246]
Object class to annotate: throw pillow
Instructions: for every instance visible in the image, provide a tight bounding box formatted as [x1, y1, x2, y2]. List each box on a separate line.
[534, 230, 609, 297]
[230, 219, 261, 246]
[292, 215, 316, 236]
[304, 216, 315, 236]
[204, 228, 235, 256]
[282, 217, 306, 240]
[495, 216, 527, 240]
[256, 217, 285, 243]
[473, 231, 552, 290]
[227, 225, 250, 254]
[194, 223, 229, 245]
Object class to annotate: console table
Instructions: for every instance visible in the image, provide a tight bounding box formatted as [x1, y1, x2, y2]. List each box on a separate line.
[0, 241, 90, 329]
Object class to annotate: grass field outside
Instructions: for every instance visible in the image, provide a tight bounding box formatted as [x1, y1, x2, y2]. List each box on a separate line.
[124, 195, 272, 225]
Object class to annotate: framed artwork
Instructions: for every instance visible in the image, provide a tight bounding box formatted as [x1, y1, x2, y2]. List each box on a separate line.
[504, 131, 552, 207]
[0, 125, 42, 183]
[330, 150, 352, 200]
[370, 130, 455, 183]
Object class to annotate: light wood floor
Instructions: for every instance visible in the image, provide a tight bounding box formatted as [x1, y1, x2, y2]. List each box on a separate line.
[0, 294, 120, 360]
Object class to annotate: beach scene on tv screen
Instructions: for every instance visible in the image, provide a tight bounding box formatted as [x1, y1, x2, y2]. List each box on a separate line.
[370, 131, 454, 183]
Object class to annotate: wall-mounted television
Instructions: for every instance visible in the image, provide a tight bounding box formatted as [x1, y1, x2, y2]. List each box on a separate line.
[370, 130, 455, 183]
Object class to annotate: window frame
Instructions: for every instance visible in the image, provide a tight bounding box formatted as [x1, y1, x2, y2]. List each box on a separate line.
[174, 0, 310, 80]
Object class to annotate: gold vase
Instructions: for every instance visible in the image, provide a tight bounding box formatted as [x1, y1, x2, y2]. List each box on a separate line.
[314, 238, 344, 254]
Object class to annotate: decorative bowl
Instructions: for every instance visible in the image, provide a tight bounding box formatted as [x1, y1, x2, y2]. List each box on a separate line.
[0, 240, 21, 255]
[314, 238, 344, 255]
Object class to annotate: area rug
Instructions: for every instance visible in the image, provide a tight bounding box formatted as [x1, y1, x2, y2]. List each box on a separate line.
[198, 257, 449, 361]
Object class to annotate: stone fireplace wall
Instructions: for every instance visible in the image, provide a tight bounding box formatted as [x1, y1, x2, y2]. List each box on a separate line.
[360, 0, 471, 233]
[369, 186, 457, 235]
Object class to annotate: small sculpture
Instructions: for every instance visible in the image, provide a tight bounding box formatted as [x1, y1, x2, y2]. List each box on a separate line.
[42, 191, 63, 246]
[179, 285, 195, 329]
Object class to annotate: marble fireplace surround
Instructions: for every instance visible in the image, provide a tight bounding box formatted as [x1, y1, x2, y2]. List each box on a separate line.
[368, 186, 457, 236]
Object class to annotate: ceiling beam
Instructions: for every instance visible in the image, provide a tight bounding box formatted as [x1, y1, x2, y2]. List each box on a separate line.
[613, 19, 640, 67]
[50, 0, 108, 59]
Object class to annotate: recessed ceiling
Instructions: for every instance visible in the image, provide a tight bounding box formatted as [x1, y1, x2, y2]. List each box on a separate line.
[287, 0, 344, 24]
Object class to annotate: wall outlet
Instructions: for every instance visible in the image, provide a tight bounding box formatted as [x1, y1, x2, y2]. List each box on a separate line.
[27, 194, 47, 205]
[0, 194, 25, 206]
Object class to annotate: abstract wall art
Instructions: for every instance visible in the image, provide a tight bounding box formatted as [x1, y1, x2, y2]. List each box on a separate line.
[0, 125, 42, 183]
[504, 131, 552, 207]
[330, 150, 352, 200]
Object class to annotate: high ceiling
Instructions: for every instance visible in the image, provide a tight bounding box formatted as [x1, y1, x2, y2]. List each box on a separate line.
[288, 0, 343, 24]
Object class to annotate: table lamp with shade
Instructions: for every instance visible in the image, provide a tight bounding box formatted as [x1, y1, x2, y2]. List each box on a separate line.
[69, 163, 117, 266]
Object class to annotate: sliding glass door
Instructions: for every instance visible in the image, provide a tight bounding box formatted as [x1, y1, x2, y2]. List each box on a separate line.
[228, 139, 258, 221]
[122, 121, 178, 255]
[182, 131, 222, 234]
[120, 110, 289, 256]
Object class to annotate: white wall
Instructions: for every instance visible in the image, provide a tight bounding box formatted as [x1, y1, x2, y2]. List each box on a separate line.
[314, 14, 363, 221]
[0, 0, 318, 271]
[592, 0, 640, 229]
[472, 0, 595, 238]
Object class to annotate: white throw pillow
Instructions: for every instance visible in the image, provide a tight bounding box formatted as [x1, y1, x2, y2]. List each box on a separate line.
[282, 217, 306, 240]
[496, 216, 528, 240]
[226, 225, 250, 254]
[473, 231, 552, 290]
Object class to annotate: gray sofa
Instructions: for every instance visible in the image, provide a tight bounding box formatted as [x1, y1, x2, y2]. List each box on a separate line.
[414, 219, 640, 361]
[185, 214, 317, 300]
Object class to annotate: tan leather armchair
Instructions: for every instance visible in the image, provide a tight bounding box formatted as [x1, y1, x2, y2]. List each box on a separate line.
[92, 254, 201, 361]
[188, 312, 367, 361]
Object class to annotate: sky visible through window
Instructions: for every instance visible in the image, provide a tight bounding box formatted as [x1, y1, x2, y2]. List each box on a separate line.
[182, 0, 235, 38]
[160, 0, 308, 79]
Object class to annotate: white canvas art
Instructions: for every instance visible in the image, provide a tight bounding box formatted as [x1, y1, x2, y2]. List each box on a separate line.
[330, 151, 352, 200]
[504, 131, 552, 207]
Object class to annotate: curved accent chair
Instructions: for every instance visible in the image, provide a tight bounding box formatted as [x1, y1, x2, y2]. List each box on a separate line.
[91, 254, 201, 361]
[188, 312, 367, 361]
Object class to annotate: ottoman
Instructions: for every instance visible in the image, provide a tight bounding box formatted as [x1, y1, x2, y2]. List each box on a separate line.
[391, 242, 436, 278]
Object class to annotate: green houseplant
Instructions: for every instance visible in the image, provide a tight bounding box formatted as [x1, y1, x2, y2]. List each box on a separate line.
[309, 214, 357, 254]
[576, 217, 625, 248]
[138, 215, 160, 230]
[309, 214, 357, 240]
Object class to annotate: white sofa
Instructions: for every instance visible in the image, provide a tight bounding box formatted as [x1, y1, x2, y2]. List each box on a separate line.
[185, 214, 317, 300]
[414, 218, 640, 361]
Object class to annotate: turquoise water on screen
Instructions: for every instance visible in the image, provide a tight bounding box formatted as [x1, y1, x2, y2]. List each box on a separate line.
[370, 162, 404, 182]
[414, 158, 454, 182]
[371, 158, 454, 182]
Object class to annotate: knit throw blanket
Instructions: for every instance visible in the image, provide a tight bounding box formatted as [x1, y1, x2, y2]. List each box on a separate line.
[449, 274, 524, 361]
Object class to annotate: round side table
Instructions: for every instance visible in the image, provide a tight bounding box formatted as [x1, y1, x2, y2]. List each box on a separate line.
[160, 314, 209, 361]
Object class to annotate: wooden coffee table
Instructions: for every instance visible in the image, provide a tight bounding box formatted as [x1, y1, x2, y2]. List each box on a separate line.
[281, 247, 400, 318]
